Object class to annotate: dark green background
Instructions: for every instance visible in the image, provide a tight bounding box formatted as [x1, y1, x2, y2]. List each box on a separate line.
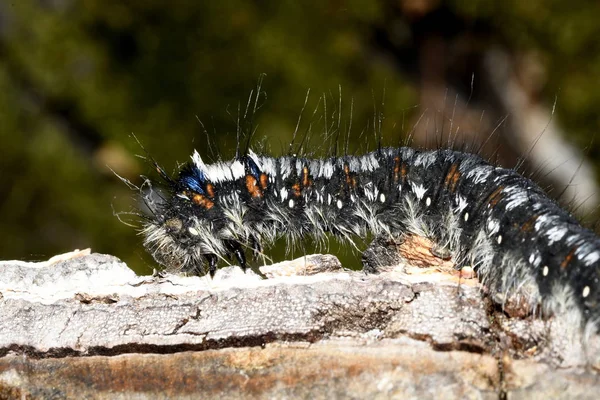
[1, 1, 599, 274]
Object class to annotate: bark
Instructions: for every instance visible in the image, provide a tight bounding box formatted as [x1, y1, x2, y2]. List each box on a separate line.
[0, 250, 599, 399]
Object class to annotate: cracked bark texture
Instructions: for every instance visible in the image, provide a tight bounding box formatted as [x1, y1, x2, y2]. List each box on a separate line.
[1, 252, 599, 399]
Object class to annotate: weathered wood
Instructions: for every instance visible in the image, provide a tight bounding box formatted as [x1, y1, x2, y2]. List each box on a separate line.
[1, 251, 599, 398]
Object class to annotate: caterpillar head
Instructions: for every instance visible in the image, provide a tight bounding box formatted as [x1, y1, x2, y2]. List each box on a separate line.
[139, 155, 254, 277]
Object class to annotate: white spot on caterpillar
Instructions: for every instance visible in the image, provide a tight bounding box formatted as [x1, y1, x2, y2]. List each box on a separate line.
[248, 149, 262, 170]
[534, 214, 548, 231]
[294, 159, 303, 175]
[261, 156, 277, 177]
[397, 184, 402, 192]
[328, 194, 332, 205]
[529, 251, 543, 268]
[583, 251, 600, 265]
[288, 199, 295, 208]
[230, 160, 245, 179]
[546, 226, 568, 244]
[309, 159, 319, 175]
[542, 265, 549, 277]
[177, 193, 190, 200]
[351, 194, 356, 203]
[337, 199, 343, 209]
[370, 154, 379, 169]
[464, 212, 469, 222]
[193, 151, 239, 183]
[360, 154, 379, 171]
[534, 214, 559, 231]
[188, 227, 199, 236]
[425, 197, 431, 207]
[280, 188, 288, 201]
[565, 233, 582, 246]
[487, 219, 499, 235]
[363, 182, 379, 202]
[455, 195, 468, 213]
[464, 165, 493, 184]
[348, 158, 360, 172]
[192, 150, 206, 171]
[280, 158, 292, 179]
[583, 286, 591, 298]
[497, 235, 502, 244]
[380, 193, 386, 203]
[321, 161, 334, 179]
[413, 152, 437, 168]
[504, 186, 529, 211]
[411, 182, 427, 200]
[575, 243, 600, 266]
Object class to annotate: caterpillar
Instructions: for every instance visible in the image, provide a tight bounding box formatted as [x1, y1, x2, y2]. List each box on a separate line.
[114, 76, 600, 339]
[126, 140, 600, 332]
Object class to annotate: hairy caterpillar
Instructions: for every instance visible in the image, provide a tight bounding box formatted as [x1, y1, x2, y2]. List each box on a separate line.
[113, 72, 600, 339]
[126, 141, 600, 332]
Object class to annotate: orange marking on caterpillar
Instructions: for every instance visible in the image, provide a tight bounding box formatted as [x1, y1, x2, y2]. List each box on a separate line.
[292, 182, 302, 197]
[444, 163, 461, 193]
[393, 156, 401, 183]
[206, 183, 215, 198]
[400, 163, 408, 179]
[192, 193, 214, 209]
[260, 173, 268, 190]
[560, 248, 577, 270]
[245, 175, 263, 198]
[520, 214, 539, 233]
[487, 185, 505, 208]
[444, 164, 456, 187]
[343, 164, 351, 185]
[301, 166, 311, 187]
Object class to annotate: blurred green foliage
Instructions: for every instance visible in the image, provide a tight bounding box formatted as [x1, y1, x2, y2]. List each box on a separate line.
[0, 0, 599, 274]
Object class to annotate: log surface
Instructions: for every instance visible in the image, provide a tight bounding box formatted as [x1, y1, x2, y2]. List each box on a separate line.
[1, 252, 599, 398]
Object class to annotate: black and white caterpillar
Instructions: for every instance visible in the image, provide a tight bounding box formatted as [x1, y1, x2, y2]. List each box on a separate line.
[133, 143, 600, 331]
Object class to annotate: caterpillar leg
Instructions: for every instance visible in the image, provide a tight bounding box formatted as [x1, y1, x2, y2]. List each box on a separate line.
[362, 235, 405, 274]
[204, 254, 218, 278]
[430, 243, 452, 260]
[362, 234, 457, 274]
[225, 240, 247, 272]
